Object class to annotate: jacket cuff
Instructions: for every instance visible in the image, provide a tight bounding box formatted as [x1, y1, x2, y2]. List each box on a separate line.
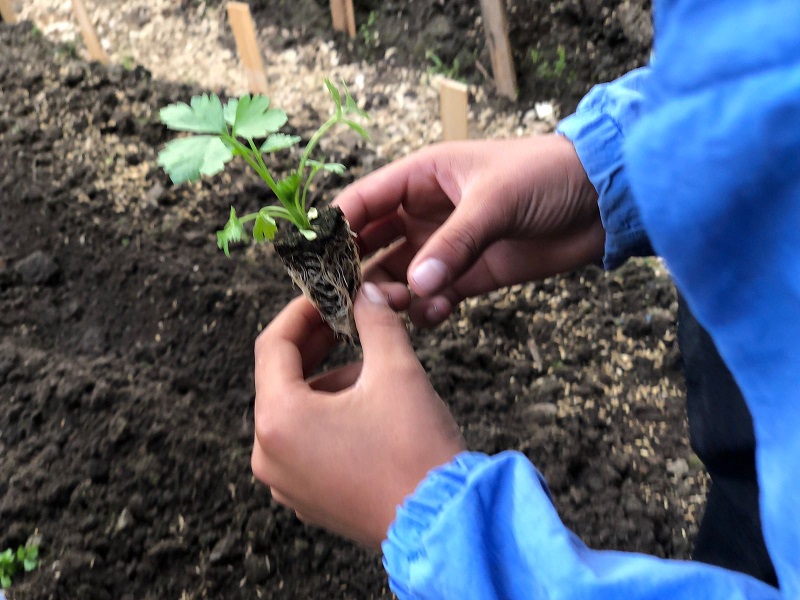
[381, 451, 550, 596]
[557, 107, 653, 269]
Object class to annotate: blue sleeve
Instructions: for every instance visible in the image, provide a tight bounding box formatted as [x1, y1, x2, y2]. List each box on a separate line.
[625, 0, 800, 595]
[556, 67, 654, 269]
[383, 451, 780, 599]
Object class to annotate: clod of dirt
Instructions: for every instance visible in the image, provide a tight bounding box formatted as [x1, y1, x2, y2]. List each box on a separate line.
[14, 250, 59, 285]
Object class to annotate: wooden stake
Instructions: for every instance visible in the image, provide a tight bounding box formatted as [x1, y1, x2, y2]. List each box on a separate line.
[71, 0, 110, 64]
[0, 0, 18, 24]
[226, 2, 269, 95]
[439, 78, 469, 141]
[479, 0, 517, 100]
[330, 0, 356, 38]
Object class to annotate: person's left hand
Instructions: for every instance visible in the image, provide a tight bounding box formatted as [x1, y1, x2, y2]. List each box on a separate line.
[251, 283, 466, 549]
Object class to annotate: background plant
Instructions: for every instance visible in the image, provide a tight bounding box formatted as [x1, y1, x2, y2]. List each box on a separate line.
[0, 544, 39, 590]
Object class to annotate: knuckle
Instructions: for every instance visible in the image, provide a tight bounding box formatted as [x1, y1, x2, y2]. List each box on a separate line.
[442, 221, 482, 263]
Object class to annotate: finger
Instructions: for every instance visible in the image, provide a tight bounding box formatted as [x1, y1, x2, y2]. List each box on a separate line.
[356, 213, 405, 258]
[407, 185, 511, 297]
[408, 294, 455, 328]
[354, 282, 415, 368]
[362, 256, 412, 311]
[255, 297, 333, 393]
[334, 148, 452, 233]
[308, 362, 363, 392]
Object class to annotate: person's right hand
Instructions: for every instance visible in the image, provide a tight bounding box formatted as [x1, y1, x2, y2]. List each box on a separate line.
[335, 134, 604, 327]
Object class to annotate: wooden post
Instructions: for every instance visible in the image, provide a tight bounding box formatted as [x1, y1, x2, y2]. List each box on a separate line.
[330, 0, 356, 38]
[439, 78, 469, 141]
[226, 2, 269, 95]
[478, 0, 517, 100]
[0, 0, 17, 24]
[71, 0, 110, 64]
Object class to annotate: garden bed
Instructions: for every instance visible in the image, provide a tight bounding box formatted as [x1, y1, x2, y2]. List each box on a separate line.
[0, 3, 706, 598]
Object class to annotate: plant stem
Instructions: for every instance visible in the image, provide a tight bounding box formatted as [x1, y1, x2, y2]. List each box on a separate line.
[295, 112, 341, 210]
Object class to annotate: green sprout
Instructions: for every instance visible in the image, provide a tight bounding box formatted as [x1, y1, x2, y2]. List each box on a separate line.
[157, 79, 369, 256]
[0, 544, 39, 590]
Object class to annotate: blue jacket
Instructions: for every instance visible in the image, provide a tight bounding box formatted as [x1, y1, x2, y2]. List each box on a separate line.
[381, 1, 800, 597]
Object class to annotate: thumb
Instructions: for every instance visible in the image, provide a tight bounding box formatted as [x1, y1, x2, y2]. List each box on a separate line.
[408, 193, 507, 297]
[355, 282, 415, 364]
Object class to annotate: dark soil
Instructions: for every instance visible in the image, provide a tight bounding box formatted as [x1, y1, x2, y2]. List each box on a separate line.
[0, 7, 705, 600]
[205, 0, 652, 113]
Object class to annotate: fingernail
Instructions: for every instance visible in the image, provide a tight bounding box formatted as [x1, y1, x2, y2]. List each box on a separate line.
[425, 298, 449, 325]
[410, 259, 448, 296]
[361, 282, 387, 305]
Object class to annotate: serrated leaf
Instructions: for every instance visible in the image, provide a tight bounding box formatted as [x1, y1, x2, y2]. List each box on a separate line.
[343, 83, 370, 119]
[299, 229, 318, 241]
[324, 79, 341, 109]
[343, 119, 371, 141]
[260, 133, 301, 153]
[223, 98, 238, 126]
[307, 160, 346, 175]
[276, 173, 301, 206]
[232, 94, 287, 139]
[157, 136, 233, 185]
[159, 94, 227, 134]
[253, 213, 278, 243]
[216, 207, 244, 257]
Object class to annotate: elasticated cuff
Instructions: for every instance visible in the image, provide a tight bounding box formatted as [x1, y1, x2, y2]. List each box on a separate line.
[381, 452, 488, 595]
[558, 104, 654, 269]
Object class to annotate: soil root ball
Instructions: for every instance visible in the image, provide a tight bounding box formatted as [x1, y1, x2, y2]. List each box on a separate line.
[274, 206, 362, 344]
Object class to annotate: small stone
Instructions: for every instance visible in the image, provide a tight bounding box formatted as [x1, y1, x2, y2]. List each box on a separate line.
[244, 552, 273, 584]
[115, 507, 134, 533]
[534, 102, 554, 120]
[209, 532, 239, 564]
[15, 250, 59, 285]
[666, 457, 689, 479]
[525, 402, 558, 425]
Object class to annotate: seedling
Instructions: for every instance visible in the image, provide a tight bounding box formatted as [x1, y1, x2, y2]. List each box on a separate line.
[157, 80, 369, 342]
[0, 544, 39, 590]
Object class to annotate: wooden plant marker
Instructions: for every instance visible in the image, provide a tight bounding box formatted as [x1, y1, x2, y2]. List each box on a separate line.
[71, 0, 110, 64]
[478, 0, 517, 100]
[439, 78, 469, 141]
[0, 0, 18, 24]
[329, 0, 356, 39]
[226, 2, 269, 95]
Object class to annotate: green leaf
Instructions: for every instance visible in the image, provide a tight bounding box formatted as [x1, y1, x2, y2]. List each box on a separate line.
[343, 119, 371, 141]
[216, 207, 245, 257]
[343, 81, 370, 119]
[159, 94, 227, 134]
[23, 555, 37, 572]
[157, 136, 234, 185]
[232, 94, 288, 139]
[299, 229, 318, 241]
[307, 160, 346, 175]
[223, 98, 238, 126]
[324, 79, 341, 109]
[253, 212, 277, 243]
[275, 173, 301, 206]
[2, 573, 11, 589]
[260, 133, 301, 153]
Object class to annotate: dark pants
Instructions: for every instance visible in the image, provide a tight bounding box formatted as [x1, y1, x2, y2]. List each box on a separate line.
[677, 295, 778, 587]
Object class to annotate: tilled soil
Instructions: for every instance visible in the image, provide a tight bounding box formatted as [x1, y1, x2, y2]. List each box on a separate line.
[0, 9, 706, 600]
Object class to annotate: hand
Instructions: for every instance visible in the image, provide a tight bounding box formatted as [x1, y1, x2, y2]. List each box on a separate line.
[251, 283, 466, 549]
[335, 134, 603, 326]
